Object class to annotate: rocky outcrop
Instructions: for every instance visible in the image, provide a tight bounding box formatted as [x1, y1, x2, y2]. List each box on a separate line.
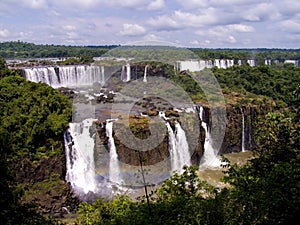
[13, 153, 80, 217]
[96, 110, 204, 167]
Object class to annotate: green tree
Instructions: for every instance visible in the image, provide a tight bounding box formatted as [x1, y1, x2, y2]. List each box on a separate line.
[0, 71, 72, 224]
[222, 112, 300, 224]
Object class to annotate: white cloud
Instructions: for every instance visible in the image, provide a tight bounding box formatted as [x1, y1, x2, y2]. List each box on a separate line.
[190, 40, 200, 45]
[22, 0, 48, 9]
[51, 0, 101, 9]
[148, 15, 180, 31]
[147, 0, 165, 11]
[227, 35, 236, 43]
[120, 23, 146, 36]
[66, 32, 78, 39]
[63, 25, 76, 31]
[280, 19, 300, 33]
[194, 23, 253, 46]
[203, 40, 211, 45]
[177, 0, 262, 9]
[148, 9, 218, 31]
[143, 33, 161, 41]
[0, 29, 9, 38]
[196, 24, 254, 37]
[243, 3, 280, 22]
[226, 24, 255, 32]
[104, 0, 148, 8]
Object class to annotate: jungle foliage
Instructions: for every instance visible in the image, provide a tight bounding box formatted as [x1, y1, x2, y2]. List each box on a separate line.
[0, 41, 115, 58]
[0, 63, 72, 224]
[213, 64, 300, 106]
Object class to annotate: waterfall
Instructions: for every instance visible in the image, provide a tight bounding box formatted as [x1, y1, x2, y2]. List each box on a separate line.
[120, 65, 125, 81]
[247, 59, 255, 67]
[220, 59, 226, 69]
[199, 106, 221, 169]
[248, 108, 254, 149]
[175, 122, 191, 168]
[24, 67, 60, 88]
[106, 120, 122, 184]
[125, 63, 131, 82]
[64, 118, 97, 194]
[143, 65, 148, 82]
[101, 66, 105, 84]
[241, 108, 246, 152]
[165, 121, 191, 173]
[24, 65, 106, 88]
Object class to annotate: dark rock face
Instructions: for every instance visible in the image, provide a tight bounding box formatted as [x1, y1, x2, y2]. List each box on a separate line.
[219, 105, 254, 154]
[96, 111, 204, 167]
[13, 154, 80, 217]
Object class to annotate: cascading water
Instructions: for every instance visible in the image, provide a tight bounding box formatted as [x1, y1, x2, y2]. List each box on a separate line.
[143, 65, 148, 83]
[247, 59, 255, 67]
[241, 108, 246, 152]
[176, 59, 236, 72]
[174, 122, 191, 169]
[198, 106, 221, 169]
[105, 120, 123, 185]
[101, 66, 105, 83]
[64, 118, 97, 194]
[24, 65, 106, 88]
[248, 108, 253, 149]
[164, 119, 191, 173]
[121, 65, 125, 81]
[125, 62, 131, 82]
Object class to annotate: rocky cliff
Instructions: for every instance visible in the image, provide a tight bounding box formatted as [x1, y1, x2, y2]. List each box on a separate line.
[13, 153, 80, 218]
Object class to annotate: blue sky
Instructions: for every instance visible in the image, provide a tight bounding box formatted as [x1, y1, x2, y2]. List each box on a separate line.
[0, 0, 299, 48]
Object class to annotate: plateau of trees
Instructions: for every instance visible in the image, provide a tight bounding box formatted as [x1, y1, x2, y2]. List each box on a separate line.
[1, 41, 299, 63]
[0, 41, 116, 58]
[213, 64, 300, 107]
[191, 48, 300, 62]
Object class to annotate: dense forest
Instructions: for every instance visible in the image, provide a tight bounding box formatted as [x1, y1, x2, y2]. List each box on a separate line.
[0, 42, 300, 224]
[1, 41, 300, 62]
[0, 41, 116, 59]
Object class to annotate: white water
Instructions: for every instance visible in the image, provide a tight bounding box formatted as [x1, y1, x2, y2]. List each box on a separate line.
[143, 65, 148, 82]
[24, 65, 106, 88]
[125, 63, 131, 82]
[165, 121, 191, 173]
[64, 118, 97, 194]
[199, 107, 221, 169]
[241, 108, 246, 152]
[106, 120, 123, 184]
[177, 59, 235, 72]
[176, 58, 262, 72]
[247, 59, 255, 67]
[121, 65, 126, 81]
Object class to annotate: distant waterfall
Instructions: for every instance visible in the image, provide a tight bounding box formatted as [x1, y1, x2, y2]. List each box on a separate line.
[248, 108, 254, 149]
[125, 63, 131, 82]
[64, 118, 97, 194]
[165, 121, 191, 173]
[176, 59, 235, 72]
[143, 65, 148, 83]
[198, 106, 221, 169]
[24, 65, 106, 88]
[106, 120, 122, 184]
[101, 66, 105, 83]
[241, 108, 246, 152]
[247, 59, 255, 67]
[120, 65, 125, 81]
